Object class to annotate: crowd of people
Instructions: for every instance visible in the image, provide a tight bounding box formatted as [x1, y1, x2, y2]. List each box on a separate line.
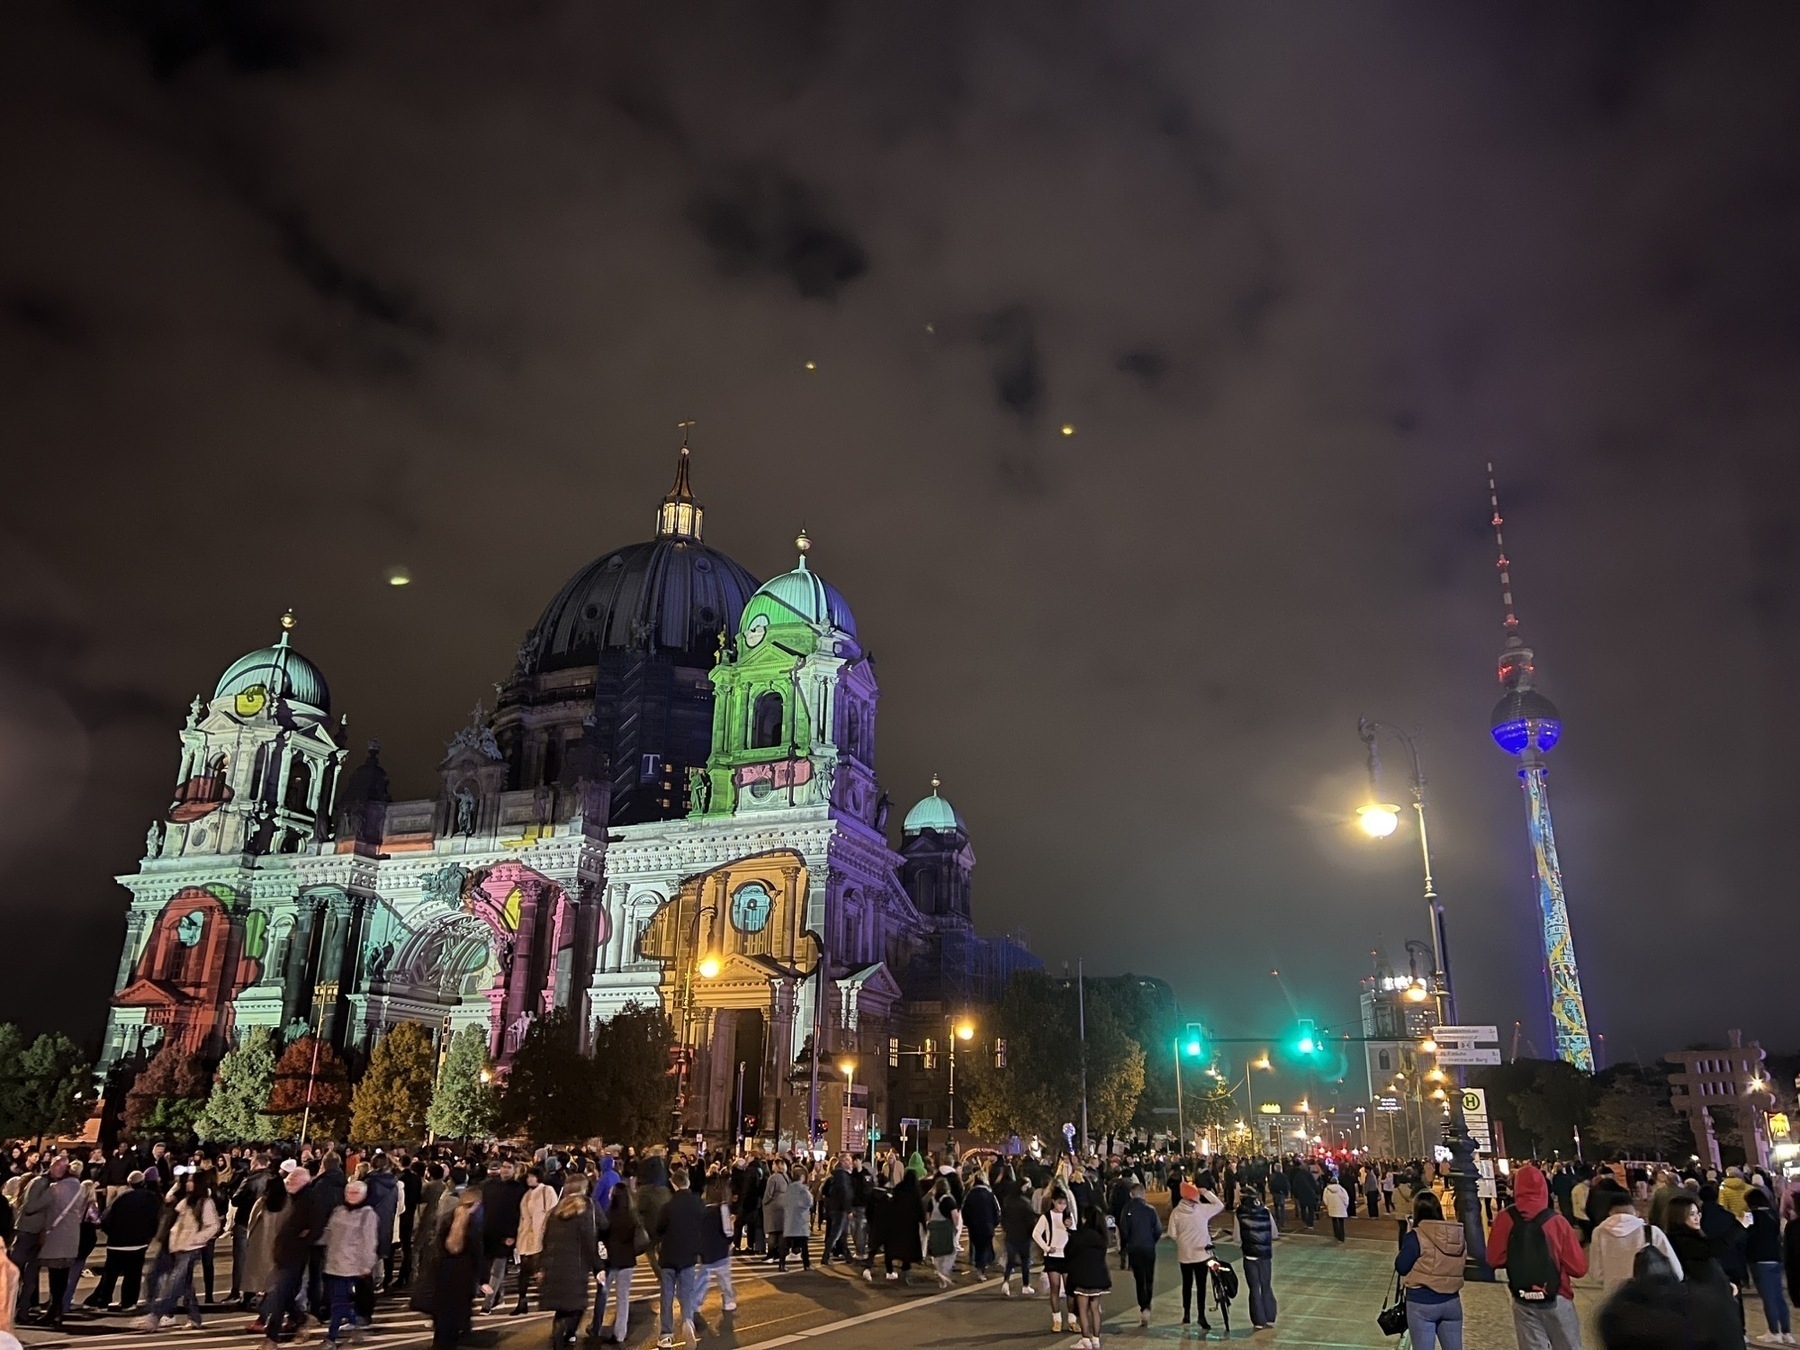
[5, 1136, 1799, 1350]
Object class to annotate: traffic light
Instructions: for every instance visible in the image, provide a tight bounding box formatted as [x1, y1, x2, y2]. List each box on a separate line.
[1295, 1019, 1319, 1057]
[1182, 1022, 1208, 1058]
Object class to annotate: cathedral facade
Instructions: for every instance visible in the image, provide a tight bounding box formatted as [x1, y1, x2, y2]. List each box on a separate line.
[101, 445, 1037, 1148]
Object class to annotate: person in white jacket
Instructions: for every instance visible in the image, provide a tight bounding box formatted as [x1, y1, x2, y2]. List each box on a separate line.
[1588, 1190, 1681, 1291]
[1322, 1177, 1352, 1242]
[141, 1172, 222, 1331]
[1167, 1182, 1225, 1330]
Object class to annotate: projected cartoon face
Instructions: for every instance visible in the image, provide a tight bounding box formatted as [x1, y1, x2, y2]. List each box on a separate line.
[743, 615, 768, 649]
[730, 881, 774, 934]
[174, 910, 206, 947]
[234, 684, 269, 717]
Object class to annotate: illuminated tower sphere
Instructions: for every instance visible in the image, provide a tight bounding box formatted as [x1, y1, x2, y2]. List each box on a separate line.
[1486, 466, 1594, 1073]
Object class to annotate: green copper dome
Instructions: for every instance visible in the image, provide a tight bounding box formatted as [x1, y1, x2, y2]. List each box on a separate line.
[746, 531, 857, 637]
[903, 777, 964, 834]
[214, 614, 331, 714]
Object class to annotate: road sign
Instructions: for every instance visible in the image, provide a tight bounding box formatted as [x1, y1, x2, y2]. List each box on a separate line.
[1433, 1025, 1499, 1043]
[1461, 1087, 1494, 1152]
[1434, 1045, 1502, 1066]
[1376, 1097, 1402, 1113]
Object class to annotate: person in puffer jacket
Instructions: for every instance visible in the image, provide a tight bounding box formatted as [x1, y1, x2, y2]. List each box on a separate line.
[1237, 1187, 1278, 1330]
[142, 1172, 222, 1331]
[323, 1180, 380, 1349]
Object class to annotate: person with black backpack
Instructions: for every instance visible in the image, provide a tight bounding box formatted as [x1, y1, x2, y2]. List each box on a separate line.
[1488, 1164, 1588, 1350]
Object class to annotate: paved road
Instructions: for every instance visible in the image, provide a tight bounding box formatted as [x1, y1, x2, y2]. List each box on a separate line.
[15, 1230, 1607, 1350]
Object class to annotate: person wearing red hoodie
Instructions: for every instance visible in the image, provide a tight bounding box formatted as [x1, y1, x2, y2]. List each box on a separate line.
[1486, 1165, 1587, 1350]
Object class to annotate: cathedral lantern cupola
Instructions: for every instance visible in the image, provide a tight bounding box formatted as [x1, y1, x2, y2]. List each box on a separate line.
[901, 775, 975, 920]
[157, 612, 347, 861]
[693, 531, 883, 824]
[656, 426, 704, 542]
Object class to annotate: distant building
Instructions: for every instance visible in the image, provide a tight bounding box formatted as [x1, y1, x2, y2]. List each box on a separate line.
[1666, 1029, 1775, 1171]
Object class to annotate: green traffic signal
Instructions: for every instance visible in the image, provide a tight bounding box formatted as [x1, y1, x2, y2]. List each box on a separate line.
[1295, 1018, 1319, 1056]
[1181, 1021, 1207, 1058]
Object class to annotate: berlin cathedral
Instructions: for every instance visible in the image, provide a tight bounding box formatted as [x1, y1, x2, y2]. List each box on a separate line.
[101, 442, 1038, 1147]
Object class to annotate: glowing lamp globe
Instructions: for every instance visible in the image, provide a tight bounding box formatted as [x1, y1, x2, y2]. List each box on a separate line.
[955, 1022, 975, 1042]
[697, 955, 722, 980]
[1490, 689, 1563, 755]
[1358, 803, 1401, 837]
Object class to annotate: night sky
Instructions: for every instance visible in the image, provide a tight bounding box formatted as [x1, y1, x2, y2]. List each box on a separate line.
[6, 2, 1800, 1067]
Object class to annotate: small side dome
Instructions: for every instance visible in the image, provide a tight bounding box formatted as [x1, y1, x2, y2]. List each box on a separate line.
[1491, 688, 1562, 755]
[903, 775, 965, 835]
[214, 612, 331, 715]
[747, 529, 857, 637]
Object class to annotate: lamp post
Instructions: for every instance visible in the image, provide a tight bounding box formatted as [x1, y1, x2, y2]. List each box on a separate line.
[1357, 718, 1488, 1273]
[1173, 1037, 1186, 1156]
[672, 903, 722, 1143]
[947, 1017, 975, 1157]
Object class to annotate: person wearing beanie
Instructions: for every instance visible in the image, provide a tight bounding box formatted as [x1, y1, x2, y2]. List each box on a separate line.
[86, 1173, 160, 1311]
[1169, 1181, 1224, 1330]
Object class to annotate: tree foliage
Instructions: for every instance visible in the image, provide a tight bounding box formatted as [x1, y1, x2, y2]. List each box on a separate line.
[1473, 1058, 1593, 1158]
[0, 1026, 93, 1142]
[1586, 1063, 1690, 1160]
[125, 1039, 211, 1138]
[427, 1025, 497, 1142]
[960, 971, 1146, 1145]
[351, 1022, 438, 1145]
[591, 1003, 676, 1146]
[195, 1027, 280, 1143]
[500, 1010, 599, 1143]
[267, 1034, 351, 1141]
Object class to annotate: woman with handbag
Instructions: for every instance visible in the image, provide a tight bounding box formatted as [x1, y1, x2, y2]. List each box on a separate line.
[1394, 1192, 1466, 1350]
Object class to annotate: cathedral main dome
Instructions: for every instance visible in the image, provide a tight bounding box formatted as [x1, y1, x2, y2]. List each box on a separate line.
[516, 446, 761, 674]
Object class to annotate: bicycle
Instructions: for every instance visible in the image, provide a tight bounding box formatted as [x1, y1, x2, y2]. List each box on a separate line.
[1206, 1257, 1238, 1336]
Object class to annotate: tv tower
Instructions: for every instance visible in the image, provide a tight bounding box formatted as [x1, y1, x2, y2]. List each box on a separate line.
[1486, 466, 1595, 1073]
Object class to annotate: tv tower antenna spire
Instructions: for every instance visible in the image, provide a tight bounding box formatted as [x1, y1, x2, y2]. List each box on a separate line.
[1484, 465, 1594, 1073]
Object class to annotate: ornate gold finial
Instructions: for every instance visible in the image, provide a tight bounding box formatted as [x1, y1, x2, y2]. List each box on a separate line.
[280, 609, 296, 633]
[677, 417, 697, 446]
[930, 773, 941, 793]
[796, 527, 811, 555]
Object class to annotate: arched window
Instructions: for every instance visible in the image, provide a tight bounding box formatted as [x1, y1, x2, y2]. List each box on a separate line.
[1378, 1049, 1392, 1072]
[251, 746, 269, 798]
[542, 733, 563, 787]
[751, 691, 784, 749]
[285, 757, 312, 811]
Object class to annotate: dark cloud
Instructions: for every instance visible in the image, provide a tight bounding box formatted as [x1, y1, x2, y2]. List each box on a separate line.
[5, 0, 1800, 1063]
[1116, 347, 1168, 388]
[979, 305, 1044, 422]
[686, 164, 869, 300]
[2, 289, 89, 346]
[100, 0, 331, 80]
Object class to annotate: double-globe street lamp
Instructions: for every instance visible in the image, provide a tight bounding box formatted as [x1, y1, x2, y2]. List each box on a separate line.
[1356, 718, 1489, 1272]
[672, 903, 723, 1141]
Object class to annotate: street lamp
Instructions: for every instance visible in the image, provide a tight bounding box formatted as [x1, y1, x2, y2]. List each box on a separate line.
[947, 1017, 975, 1156]
[1356, 717, 1488, 1273]
[839, 1058, 857, 1157]
[673, 903, 722, 1142]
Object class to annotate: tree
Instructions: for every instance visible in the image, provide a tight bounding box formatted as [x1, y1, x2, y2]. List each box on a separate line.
[125, 1039, 211, 1139]
[1505, 1059, 1594, 1158]
[1587, 1064, 1690, 1160]
[427, 1025, 497, 1142]
[195, 1027, 280, 1143]
[591, 1003, 676, 1146]
[959, 970, 1146, 1145]
[351, 1023, 438, 1145]
[267, 1034, 351, 1141]
[0, 1030, 93, 1143]
[501, 1010, 600, 1143]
